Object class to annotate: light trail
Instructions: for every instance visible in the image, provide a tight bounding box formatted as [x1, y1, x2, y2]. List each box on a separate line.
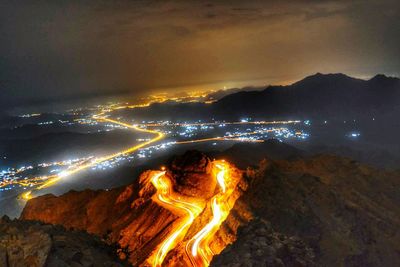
[186, 161, 236, 267]
[174, 128, 289, 145]
[22, 191, 32, 200]
[175, 137, 264, 145]
[145, 160, 238, 267]
[149, 171, 204, 267]
[35, 116, 164, 190]
[142, 120, 301, 127]
[14, 109, 165, 196]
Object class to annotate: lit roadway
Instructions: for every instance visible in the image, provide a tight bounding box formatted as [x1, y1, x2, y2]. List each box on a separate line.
[38, 117, 164, 188]
[142, 120, 301, 127]
[148, 160, 235, 267]
[149, 171, 204, 267]
[186, 161, 235, 267]
[21, 112, 165, 199]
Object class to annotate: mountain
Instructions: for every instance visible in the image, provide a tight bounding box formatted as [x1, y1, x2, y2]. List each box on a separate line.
[212, 73, 400, 119]
[18, 148, 400, 266]
[204, 86, 265, 102]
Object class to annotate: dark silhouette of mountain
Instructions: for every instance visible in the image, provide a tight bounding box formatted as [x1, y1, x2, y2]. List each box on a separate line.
[205, 86, 265, 102]
[212, 73, 400, 119]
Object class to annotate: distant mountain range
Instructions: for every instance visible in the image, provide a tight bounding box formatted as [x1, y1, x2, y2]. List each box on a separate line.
[120, 73, 400, 121]
[213, 73, 400, 119]
[204, 86, 265, 102]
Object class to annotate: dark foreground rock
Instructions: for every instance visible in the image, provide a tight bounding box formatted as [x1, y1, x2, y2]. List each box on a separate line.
[0, 215, 125, 267]
[211, 218, 316, 267]
[235, 155, 400, 266]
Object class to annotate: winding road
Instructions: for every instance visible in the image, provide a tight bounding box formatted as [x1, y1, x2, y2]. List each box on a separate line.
[149, 171, 204, 267]
[22, 112, 165, 198]
[148, 160, 236, 267]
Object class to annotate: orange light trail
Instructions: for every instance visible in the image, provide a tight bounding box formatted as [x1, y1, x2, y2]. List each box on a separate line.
[174, 128, 288, 145]
[22, 190, 32, 200]
[35, 116, 164, 190]
[175, 137, 264, 145]
[142, 120, 301, 127]
[186, 161, 235, 267]
[149, 171, 204, 267]
[147, 160, 237, 267]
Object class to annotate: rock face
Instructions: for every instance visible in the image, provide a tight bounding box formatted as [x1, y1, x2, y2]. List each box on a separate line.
[0, 215, 124, 267]
[168, 150, 216, 198]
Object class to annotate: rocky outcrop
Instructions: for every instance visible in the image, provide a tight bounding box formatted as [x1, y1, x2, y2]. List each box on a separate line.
[0, 215, 124, 267]
[168, 150, 216, 198]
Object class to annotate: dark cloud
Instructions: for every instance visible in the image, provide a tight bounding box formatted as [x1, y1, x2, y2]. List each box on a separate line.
[0, 0, 399, 110]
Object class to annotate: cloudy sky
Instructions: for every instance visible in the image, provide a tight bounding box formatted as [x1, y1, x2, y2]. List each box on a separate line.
[1, 0, 399, 109]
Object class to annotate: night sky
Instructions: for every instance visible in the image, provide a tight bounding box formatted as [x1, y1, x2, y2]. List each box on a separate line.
[1, 0, 399, 109]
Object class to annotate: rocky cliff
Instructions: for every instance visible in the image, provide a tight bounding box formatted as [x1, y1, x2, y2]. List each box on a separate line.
[0, 215, 124, 267]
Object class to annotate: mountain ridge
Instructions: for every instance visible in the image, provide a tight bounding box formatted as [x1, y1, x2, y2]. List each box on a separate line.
[212, 72, 400, 119]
